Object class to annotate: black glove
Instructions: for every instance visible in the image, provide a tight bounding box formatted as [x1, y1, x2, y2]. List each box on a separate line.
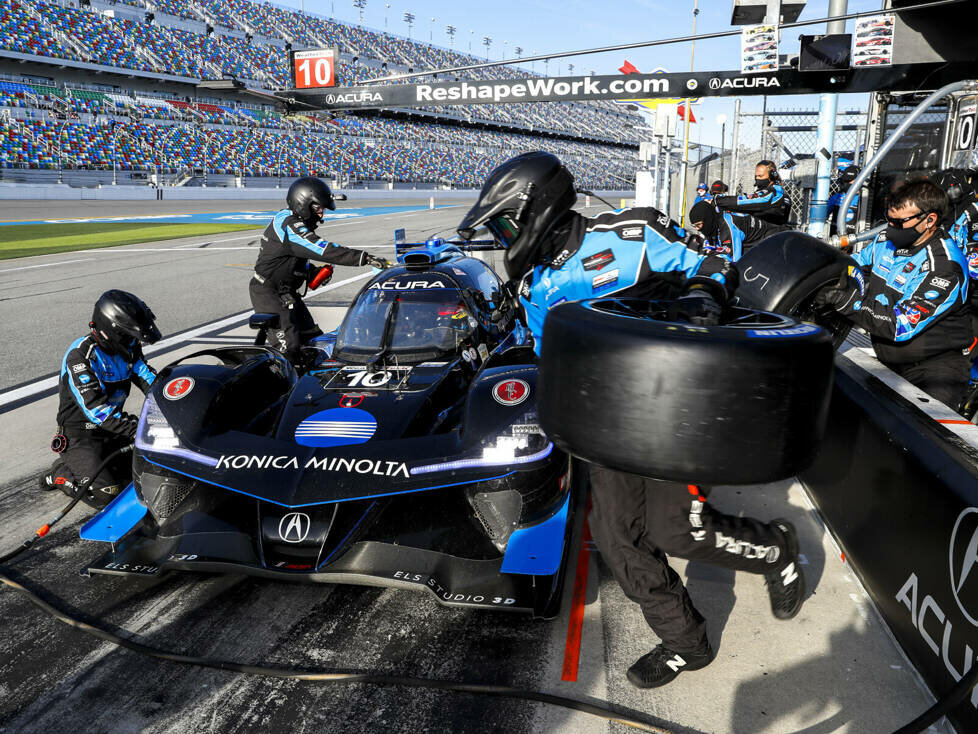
[669, 290, 723, 326]
[813, 283, 859, 312]
[365, 254, 391, 269]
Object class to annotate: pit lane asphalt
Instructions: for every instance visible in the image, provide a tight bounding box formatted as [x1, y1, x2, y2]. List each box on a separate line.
[0, 200, 944, 734]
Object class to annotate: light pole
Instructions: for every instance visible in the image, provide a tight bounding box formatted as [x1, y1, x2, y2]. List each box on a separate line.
[568, 63, 574, 76]
[446, 25, 456, 49]
[468, 29, 473, 53]
[716, 113, 727, 183]
[403, 11, 414, 39]
[56, 116, 70, 185]
[514, 46, 522, 60]
[678, 0, 699, 226]
[111, 121, 122, 185]
[384, 3, 390, 28]
[429, 17, 434, 42]
[482, 36, 491, 60]
[353, 0, 366, 26]
[276, 135, 289, 188]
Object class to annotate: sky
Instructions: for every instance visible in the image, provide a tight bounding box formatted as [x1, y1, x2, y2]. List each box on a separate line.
[272, 0, 887, 147]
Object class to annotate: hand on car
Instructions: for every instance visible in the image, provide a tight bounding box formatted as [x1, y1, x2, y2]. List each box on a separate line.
[365, 254, 392, 270]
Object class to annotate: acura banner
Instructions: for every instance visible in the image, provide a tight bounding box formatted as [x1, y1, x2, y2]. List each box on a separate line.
[294, 61, 972, 111]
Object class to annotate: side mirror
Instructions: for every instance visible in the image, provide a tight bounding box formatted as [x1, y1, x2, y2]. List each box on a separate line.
[249, 313, 280, 331]
[334, 193, 348, 202]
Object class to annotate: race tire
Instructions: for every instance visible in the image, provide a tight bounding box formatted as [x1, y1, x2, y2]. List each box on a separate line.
[538, 298, 835, 485]
[735, 231, 856, 347]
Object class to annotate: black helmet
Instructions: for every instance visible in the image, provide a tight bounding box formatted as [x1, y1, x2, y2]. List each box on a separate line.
[457, 152, 576, 280]
[90, 290, 161, 362]
[287, 177, 336, 223]
[933, 168, 972, 205]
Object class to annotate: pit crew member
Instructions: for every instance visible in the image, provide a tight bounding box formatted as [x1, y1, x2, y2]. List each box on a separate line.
[458, 151, 806, 689]
[714, 160, 791, 225]
[693, 182, 709, 204]
[934, 169, 978, 338]
[251, 177, 390, 364]
[817, 179, 971, 406]
[688, 199, 789, 260]
[43, 290, 161, 508]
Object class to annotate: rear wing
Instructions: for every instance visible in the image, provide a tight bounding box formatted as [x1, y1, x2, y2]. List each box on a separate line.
[394, 227, 501, 255]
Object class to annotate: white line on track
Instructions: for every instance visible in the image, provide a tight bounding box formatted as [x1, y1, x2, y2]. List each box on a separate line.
[92, 247, 257, 253]
[0, 270, 374, 410]
[0, 258, 91, 274]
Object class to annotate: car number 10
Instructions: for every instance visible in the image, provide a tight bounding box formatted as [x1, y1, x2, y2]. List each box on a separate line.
[346, 370, 394, 387]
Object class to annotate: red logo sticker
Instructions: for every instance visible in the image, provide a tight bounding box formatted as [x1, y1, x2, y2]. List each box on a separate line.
[339, 394, 365, 408]
[163, 377, 195, 401]
[492, 379, 530, 406]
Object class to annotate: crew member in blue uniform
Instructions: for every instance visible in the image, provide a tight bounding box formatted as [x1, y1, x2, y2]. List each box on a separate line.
[827, 165, 861, 236]
[458, 151, 806, 690]
[688, 199, 788, 260]
[693, 182, 709, 204]
[714, 160, 791, 225]
[43, 291, 161, 508]
[818, 179, 972, 406]
[251, 177, 389, 364]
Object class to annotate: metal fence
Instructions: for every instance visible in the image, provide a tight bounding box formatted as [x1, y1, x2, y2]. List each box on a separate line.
[667, 104, 870, 228]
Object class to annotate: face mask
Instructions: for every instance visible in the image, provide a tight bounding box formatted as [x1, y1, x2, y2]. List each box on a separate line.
[754, 178, 770, 189]
[886, 225, 922, 248]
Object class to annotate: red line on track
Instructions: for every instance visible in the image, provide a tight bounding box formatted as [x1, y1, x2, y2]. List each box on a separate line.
[561, 516, 592, 682]
[937, 419, 972, 425]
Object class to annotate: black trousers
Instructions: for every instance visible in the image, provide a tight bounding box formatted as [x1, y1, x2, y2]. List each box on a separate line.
[51, 433, 133, 505]
[884, 349, 971, 408]
[588, 465, 788, 654]
[249, 279, 321, 362]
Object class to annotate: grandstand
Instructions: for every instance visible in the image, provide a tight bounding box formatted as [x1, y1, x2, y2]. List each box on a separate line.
[0, 0, 643, 189]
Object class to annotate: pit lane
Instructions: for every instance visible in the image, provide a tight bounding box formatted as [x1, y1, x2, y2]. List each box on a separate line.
[0, 199, 944, 734]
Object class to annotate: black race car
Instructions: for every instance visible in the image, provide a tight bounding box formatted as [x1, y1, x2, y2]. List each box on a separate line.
[80, 238, 575, 618]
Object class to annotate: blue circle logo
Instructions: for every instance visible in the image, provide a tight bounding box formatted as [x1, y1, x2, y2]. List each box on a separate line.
[294, 408, 377, 447]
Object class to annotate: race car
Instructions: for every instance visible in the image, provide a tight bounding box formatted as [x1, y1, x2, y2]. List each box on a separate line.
[745, 41, 777, 52]
[79, 237, 575, 618]
[857, 38, 890, 47]
[854, 56, 888, 66]
[743, 52, 777, 63]
[855, 27, 892, 39]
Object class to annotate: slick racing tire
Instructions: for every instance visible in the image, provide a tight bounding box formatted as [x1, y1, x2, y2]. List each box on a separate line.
[538, 298, 834, 485]
[735, 231, 856, 348]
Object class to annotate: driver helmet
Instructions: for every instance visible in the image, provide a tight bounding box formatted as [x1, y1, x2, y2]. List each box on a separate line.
[933, 168, 972, 206]
[457, 151, 577, 281]
[90, 290, 161, 363]
[287, 177, 336, 225]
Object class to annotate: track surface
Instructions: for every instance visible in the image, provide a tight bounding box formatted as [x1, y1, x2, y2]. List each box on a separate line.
[0, 200, 946, 734]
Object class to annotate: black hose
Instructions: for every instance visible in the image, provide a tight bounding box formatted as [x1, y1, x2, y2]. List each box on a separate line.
[891, 664, 978, 734]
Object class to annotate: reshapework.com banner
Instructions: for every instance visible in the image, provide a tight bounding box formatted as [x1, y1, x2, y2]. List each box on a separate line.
[293, 63, 966, 111]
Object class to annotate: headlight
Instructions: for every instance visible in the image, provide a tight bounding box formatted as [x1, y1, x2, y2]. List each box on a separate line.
[136, 394, 218, 467]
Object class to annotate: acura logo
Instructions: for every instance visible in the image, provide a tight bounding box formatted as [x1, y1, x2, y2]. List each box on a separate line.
[709, 77, 721, 90]
[278, 512, 311, 543]
[950, 507, 978, 626]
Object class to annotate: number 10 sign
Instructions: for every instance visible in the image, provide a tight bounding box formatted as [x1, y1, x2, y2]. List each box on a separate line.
[291, 48, 338, 89]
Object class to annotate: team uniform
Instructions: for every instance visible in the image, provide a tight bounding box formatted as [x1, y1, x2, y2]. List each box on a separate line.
[251, 208, 374, 360]
[838, 230, 971, 405]
[715, 182, 791, 225]
[519, 207, 736, 353]
[51, 335, 156, 501]
[516, 206, 797, 656]
[699, 211, 788, 261]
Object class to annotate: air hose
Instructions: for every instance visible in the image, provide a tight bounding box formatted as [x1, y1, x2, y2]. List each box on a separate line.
[1, 447, 974, 733]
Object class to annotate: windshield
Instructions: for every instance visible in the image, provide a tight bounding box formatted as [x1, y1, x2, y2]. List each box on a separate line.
[335, 288, 477, 358]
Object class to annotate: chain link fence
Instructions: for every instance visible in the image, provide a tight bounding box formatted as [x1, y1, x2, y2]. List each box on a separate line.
[667, 105, 869, 228]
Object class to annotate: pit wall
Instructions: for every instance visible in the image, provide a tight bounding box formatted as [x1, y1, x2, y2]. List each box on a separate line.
[800, 346, 978, 734]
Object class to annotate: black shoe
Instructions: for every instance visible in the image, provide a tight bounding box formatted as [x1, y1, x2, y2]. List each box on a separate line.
[765, 519, 806, 620]
[626, 642, 715, 689]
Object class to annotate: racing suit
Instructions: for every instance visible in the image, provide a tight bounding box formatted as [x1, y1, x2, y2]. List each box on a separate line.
[836, 230, 971, 406]
[947, 201, 978, 343]
[250, 208, 375, 361]
[715, 182, 791, 225]
[520, 207, 737, 353]
[700, 211, 788, 261]
[523, 207, 794, 655]
[50, 335, 156, 503]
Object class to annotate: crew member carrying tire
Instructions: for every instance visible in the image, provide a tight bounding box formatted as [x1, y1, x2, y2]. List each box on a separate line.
[714, 160, 792, 225]
[688, 199, 789, 260]
[251, 177, 390, 365]
[43, 290, 161, 508]
[816, 179, 972, 406]
[458, 151, 807, 690]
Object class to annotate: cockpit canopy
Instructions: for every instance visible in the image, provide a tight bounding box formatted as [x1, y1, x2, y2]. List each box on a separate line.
[334, 287, 478, 362]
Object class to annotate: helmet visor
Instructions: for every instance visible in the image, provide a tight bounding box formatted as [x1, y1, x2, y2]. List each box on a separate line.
[486, 215, 521, 248]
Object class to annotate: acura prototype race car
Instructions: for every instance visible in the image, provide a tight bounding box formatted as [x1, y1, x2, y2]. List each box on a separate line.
[80, 237, 574, 618]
